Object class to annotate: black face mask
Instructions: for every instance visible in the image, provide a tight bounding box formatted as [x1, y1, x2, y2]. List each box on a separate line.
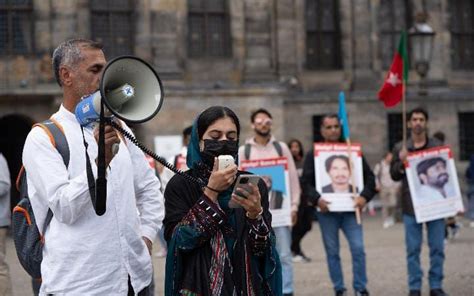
[201, 139, 239, 168]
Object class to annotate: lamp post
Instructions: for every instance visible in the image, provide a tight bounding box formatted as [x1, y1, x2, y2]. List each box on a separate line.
[409, 12, 436, 95]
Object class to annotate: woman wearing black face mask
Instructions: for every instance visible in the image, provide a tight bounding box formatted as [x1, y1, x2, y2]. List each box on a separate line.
[163, 106, 282, 296]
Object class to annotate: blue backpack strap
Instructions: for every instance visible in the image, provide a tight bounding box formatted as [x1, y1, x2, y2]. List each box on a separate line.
[273, 141, 283, 157]
[34, 118, 69, 234]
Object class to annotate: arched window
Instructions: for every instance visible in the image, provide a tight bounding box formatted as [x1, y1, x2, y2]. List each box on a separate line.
[187, 0, 232, 58]
[305, 0, 341, 70]
[90, 0, 133, 59]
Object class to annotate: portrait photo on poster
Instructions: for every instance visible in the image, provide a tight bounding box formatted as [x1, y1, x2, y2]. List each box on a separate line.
[314, 144, 364, 212]
[412, 155, 456, 202]
[316, 152, 364, 196]
[405, 146, 464, 223]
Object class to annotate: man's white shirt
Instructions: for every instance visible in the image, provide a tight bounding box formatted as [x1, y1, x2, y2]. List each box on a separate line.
[416, 184, 455, 203]
[23, 105, 164, 295]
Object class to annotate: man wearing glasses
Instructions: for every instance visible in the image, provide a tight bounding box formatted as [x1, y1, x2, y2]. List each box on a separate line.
[239, 108, 301, 296]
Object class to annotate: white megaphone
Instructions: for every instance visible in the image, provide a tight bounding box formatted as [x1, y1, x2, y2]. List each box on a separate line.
[75, 55, 164, 126]
[74, 56, 164, 217]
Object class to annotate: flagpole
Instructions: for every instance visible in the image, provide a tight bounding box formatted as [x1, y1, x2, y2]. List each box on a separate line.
[402, 81, 407, 149]
[346, 138, 361, 225]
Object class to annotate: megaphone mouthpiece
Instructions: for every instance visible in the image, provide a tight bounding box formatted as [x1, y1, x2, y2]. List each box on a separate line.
[106, 84, 135, 110]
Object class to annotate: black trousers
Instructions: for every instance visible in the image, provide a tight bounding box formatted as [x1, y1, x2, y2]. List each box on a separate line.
[291, 202, 314, 255]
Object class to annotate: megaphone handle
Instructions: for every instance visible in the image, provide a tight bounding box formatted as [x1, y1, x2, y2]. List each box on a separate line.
[95, 101, 107, 216]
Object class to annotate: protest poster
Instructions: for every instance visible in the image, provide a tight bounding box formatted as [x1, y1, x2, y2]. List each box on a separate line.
[314, 143, 364, 212]
[240, 157, 291, 227]
[405, 146, 464, 223]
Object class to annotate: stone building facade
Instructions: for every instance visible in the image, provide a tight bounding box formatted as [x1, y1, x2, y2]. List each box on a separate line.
[1, 0, 473, 206]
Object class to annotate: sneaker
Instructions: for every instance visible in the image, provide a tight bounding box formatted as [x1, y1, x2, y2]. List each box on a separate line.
[430, 289, 448, 296]
[355, 290, 369, 296]
[409, 290, 421, 296]
[292, 254, 304, 263]
[470, 221, 474, 228]
[335, 290, 347, 296]
[383, 219, 394, 229]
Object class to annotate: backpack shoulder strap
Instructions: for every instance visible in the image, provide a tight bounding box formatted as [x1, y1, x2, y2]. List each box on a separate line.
[34, 119, 70, 167]
[273, 141, 283, 157]
[32, 118, 69, 233]
[244, 143, 251, 160]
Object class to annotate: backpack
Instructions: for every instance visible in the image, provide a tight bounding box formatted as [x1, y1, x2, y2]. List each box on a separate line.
[12, 119, 69, 279]
[243, 141, 283, 160]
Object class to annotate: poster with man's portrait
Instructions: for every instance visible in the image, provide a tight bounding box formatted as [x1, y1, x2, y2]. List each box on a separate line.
[405, 146, 464, 223]
[314, 143, 364, 212]
[240, 157, 291, 227]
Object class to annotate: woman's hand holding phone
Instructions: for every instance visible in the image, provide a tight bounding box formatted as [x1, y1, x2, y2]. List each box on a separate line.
[231, 182, 263, 219]
[204, 157, 238, 202]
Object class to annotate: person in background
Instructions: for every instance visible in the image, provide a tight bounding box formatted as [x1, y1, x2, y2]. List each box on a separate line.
[465, 154, 474, 228]
[239, 108, 300, 296]
[373, 152, 401, 228]
[302, 114, 375, 296]
[0, 153, 11, 296]
[432, 131, 460, 241]
[288, 139, 304, 176]
[160, 125, 193, 188]
[288, 139, 314, 263]
[391, 108, 448, 296]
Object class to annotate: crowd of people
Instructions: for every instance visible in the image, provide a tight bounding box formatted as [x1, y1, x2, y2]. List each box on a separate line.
[0, 38, 473, 296]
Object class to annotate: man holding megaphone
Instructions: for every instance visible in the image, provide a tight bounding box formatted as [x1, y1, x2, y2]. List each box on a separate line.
[22, 39, 164, 295]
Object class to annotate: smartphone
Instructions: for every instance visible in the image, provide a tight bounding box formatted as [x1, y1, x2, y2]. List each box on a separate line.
[229, 174, 260, 208]
[217, 155, 234, 170]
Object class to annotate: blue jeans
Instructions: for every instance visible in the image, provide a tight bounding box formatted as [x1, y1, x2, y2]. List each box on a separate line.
[274, 226, 293, 294]
[317, 212, 367, 292]
[403, 214, 445, 290]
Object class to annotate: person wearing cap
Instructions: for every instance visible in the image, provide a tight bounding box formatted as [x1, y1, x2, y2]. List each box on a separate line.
[390, 107, 447, 296]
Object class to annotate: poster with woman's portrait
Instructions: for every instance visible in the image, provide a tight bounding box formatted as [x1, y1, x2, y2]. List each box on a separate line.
[314, 143, 364, 212]
[240, 157, 291, 227]
[405, 146, 464, 223]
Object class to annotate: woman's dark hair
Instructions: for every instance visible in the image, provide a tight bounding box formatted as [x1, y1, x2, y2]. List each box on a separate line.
[197, 106, 241, 139]
[287, 139, 304, 159]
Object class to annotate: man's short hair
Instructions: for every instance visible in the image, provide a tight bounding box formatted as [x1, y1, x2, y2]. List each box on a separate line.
[250, 108, 273, 123]
[325, 155, 350, 172]
[416, 157, 446, 177]
[408, 107, 429, 122]
[52, 38, 103, 87]
[320, 114, 339, 129]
